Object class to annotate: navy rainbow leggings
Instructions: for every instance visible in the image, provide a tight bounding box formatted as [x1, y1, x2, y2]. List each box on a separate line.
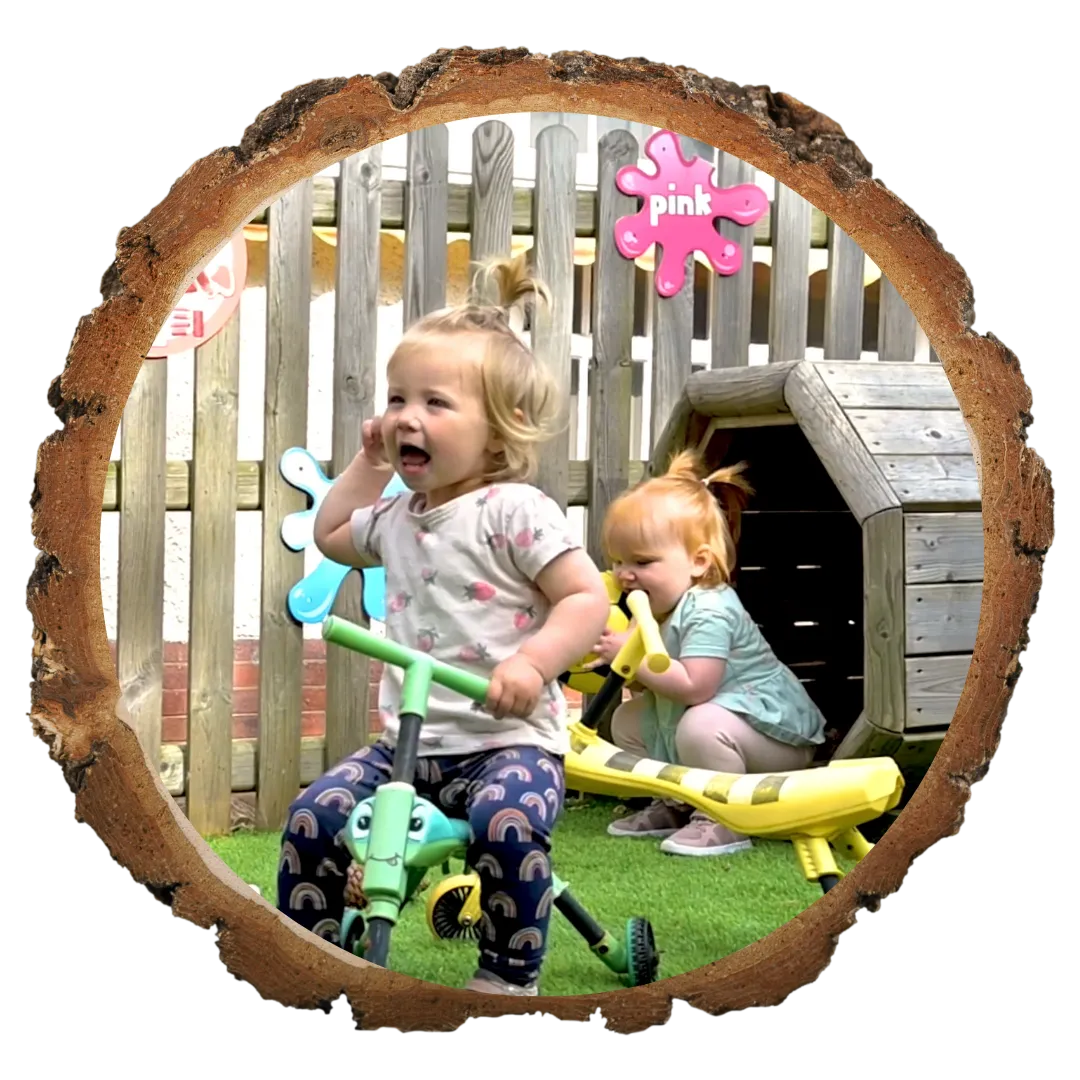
[277, 740, 565, 986]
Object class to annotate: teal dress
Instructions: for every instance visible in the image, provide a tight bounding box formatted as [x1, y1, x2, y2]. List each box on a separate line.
[638, 585, 826, 765]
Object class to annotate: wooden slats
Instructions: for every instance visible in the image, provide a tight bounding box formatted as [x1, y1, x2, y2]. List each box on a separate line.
[257, 178, 313, 831]
[403, 124, 448, 328]
[586, 130, 638, 562]
[325, 147, 382, 769]
[185, 312, 240, 834]
[904, 512, 984, 583]
[893, 480, 982, 509]
[160, 736, 331, 797]
[848, 409, 973, 456]
[905, 583, 982, 654]
[905, 654, 971, 728]
[650, 254, 693, 454]
[878, 276, 918, 362]
[469, 120, 515, 296]
[768, 183, 812, 362]
[711, 152, 756, 369]
[863, 508, 906, 733]
[876, 451, 980, 481]
[531, 123, 577, 508]
[877, 454, 981, 507]
[248, 173, 833, 246]
[823, 221, 865, 359]
[103, 457, 644, 511]
[116, 360, 167, 769]
[816, 361, 961, 410]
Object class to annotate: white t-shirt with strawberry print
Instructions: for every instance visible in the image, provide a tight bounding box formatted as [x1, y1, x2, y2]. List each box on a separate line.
[350, 482, 581, 757]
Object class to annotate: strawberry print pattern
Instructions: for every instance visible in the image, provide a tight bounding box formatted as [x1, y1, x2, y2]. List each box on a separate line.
[458, 642, 491, 664]
[514, 527, 544, 548]
[354, 481, 579, 756]
[464, 581, 497, 603]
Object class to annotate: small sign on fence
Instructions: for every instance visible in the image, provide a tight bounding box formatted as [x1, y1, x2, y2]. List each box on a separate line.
[614, 130, 769, 297]
[147, 230, 247, 358]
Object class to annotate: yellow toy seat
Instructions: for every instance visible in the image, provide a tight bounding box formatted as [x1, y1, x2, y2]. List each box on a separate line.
[566, 722, 903, 840]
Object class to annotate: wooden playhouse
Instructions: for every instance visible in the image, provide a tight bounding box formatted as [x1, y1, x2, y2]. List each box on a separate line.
[651, 360, 983, 794]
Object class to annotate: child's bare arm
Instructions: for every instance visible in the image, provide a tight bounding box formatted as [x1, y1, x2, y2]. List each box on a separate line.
[314, 453, 393, 566]
[313, 418, 393, 566]
[632, 656, 726, 707]
[517, 549, 611, 683]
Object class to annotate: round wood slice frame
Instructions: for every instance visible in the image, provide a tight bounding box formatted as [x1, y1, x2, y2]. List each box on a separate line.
[27, 47, 1054, 1033]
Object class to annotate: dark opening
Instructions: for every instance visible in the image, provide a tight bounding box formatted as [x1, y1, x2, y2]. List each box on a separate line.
[707, 424, 864, 761]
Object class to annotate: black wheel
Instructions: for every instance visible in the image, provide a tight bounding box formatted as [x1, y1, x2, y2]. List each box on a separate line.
[427, 878, 482, 941]
[819, 873, 841, 893]
[625, 917, 659, 986]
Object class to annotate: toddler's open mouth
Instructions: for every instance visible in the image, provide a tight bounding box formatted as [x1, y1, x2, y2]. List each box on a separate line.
[398, 443, 431, 476]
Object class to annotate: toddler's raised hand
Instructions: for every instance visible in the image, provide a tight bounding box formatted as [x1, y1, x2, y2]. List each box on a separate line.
[362, 415, 389, 468]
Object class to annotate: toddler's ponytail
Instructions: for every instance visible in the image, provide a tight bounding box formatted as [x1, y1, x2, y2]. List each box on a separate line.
[662, 452, 753, 539]
[595, 448, 753, 585]
[471, 256, 551, 333]
[702, 461, 753, 544]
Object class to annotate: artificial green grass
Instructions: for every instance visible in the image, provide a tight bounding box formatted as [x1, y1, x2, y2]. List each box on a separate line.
[209, 796, 850, 996]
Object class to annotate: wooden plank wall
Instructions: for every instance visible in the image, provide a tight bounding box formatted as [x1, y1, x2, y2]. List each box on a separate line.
[811, 359, 981, 732]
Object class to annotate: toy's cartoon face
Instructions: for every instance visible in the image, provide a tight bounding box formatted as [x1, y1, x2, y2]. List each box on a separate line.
[343, 796, 470, 870]
[560, 571, 631, 695]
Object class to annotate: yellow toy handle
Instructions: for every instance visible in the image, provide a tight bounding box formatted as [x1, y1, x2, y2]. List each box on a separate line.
[610, 590, 671, 679]
[626, 591, 669, 674]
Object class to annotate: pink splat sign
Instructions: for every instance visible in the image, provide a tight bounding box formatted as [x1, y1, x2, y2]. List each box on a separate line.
[146, 231, 247, 358]
[614, 130, 769, 297]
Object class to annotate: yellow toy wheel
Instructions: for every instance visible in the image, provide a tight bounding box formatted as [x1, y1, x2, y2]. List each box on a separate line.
[426, 873, 483, 941]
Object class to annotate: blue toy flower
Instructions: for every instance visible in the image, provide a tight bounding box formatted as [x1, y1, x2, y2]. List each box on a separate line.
[279, 447, 407, 623]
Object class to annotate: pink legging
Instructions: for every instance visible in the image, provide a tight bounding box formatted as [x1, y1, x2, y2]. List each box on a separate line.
[610, 695, 815, 775]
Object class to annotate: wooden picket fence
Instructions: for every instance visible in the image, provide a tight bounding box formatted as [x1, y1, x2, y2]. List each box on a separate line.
[105, 119, 928, 836]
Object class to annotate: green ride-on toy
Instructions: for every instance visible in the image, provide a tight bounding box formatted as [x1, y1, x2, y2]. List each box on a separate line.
[321, 615, 661, 988]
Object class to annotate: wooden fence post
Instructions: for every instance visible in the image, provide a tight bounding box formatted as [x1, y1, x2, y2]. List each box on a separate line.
[824, 219, 865, 360]
[404, 125, 449, 328]
[878, 275, 918, 362]
[768, 182, 812, 363]
[711, 152, 757, 369]
[470, 120, 514, 299]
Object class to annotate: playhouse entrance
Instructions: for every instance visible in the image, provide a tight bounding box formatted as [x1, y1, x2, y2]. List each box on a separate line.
[712, 423, 864, 759]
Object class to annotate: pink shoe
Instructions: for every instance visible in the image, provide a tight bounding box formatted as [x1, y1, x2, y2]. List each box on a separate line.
[607, 799, 692, 838]
[659, 813, 754, 857]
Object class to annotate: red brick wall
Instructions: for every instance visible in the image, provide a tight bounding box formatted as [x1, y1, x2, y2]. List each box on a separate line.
[106, 640, 583, 745]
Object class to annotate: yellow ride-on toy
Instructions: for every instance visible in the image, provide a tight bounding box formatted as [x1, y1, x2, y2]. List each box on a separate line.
[425, 573, 903, 937]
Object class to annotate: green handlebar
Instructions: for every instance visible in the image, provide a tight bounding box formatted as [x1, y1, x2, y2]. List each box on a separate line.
[322, 615, 491, 705]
